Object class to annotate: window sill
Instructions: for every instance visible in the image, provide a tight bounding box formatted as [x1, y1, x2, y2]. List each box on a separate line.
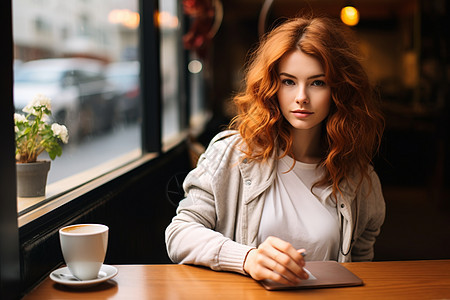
[17, 149, 156, 227]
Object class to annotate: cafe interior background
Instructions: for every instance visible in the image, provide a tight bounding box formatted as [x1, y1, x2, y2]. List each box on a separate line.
[0, 0, 449, 298]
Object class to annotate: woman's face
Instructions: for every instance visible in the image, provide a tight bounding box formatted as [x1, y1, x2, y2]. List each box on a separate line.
[277, 49, 331, 133]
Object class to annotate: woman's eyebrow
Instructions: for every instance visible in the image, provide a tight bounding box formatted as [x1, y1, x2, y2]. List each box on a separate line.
[307, 73, 326, 80]
[279, 72, 325, 80]
[279, 72, 296, 78]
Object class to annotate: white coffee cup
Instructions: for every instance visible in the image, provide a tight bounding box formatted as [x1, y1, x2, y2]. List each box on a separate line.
[59, 224, 109, 280]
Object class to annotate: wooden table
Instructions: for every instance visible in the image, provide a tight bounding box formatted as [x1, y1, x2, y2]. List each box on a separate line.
[23, 260, 450, 299]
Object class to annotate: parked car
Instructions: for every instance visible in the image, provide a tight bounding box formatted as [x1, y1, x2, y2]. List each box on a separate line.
[105, 61, 141, 124]
[14, 58, 120, 143]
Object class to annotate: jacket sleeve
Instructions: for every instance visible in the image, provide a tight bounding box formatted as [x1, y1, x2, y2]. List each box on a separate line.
[351, 168, 386, 261]
[165, 132, 254, 274]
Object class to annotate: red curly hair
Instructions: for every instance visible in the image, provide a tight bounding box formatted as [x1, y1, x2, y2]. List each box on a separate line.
[229, 16, 384, 197]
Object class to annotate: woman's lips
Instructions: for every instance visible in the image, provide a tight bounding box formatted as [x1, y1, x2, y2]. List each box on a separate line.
[292, 110, 313, 118]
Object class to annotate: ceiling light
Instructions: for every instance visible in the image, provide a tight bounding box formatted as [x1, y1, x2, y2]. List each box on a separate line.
[340, 5, 360, 26]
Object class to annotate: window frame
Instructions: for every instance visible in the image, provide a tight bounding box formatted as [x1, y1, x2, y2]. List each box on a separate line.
[141, 0, 162, 154]
[0, 2, 21, 298]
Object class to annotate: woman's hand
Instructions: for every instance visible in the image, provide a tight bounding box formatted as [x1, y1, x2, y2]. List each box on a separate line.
[243, 236, 308, 285]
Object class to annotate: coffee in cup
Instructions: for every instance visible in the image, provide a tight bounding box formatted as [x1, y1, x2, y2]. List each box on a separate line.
[59, 224, 109, 280]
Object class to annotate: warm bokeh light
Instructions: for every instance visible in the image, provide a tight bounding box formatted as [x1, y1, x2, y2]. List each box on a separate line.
[340, 6, 360, 26]
[157, 11, 179, 29]
[108, 9, 140, 29]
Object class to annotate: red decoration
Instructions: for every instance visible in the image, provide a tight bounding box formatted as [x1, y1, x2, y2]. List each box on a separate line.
[182, 0, 217, 58]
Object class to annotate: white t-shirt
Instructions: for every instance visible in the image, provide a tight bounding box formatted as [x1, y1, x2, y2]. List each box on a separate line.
[257, 155, 340, 261]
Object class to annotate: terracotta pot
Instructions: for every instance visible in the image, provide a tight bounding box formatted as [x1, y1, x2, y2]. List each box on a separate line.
[16, 160, 51, 197]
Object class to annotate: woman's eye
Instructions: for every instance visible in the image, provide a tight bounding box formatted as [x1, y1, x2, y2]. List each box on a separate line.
[311, 80, 326, 87]
[281, 79, 295, 86]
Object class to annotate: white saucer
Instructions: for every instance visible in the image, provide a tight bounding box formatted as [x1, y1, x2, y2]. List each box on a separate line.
[50, 264, 118, 287]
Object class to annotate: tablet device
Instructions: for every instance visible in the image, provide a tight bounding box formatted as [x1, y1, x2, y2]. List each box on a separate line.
[259, 261, 364, 290]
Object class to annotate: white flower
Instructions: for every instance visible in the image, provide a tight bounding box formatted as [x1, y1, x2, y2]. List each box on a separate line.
[23, 93, 52, 114]
[51, 123, 69, 144]
[14, 113, 27, 123]
[15, 93, 68, 163]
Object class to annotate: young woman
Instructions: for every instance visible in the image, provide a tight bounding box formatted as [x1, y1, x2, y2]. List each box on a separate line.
[166, 16, 385, 286]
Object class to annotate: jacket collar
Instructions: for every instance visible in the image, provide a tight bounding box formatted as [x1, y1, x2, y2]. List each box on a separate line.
[238, 152, 277, 204]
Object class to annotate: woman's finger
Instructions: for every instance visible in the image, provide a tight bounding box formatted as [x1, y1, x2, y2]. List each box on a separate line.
[266, 236, 306, 267]
[259, 237, 307, 277]
[257, 238, 308, 281]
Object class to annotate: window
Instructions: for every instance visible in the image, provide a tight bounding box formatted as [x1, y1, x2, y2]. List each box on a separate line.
[12, 0, 209, 221]
[159, 0, 186, 146]
[13, 0, 142, 214]
[188, 52, 209, 133]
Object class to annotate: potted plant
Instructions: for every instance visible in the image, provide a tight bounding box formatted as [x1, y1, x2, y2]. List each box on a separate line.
[14, 93, 69, 197]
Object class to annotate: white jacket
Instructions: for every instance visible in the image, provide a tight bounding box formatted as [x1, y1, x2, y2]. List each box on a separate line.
[165, 130, 385, 275]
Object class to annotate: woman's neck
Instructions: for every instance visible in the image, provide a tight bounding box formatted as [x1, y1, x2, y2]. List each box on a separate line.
[290, 127, 323, 164]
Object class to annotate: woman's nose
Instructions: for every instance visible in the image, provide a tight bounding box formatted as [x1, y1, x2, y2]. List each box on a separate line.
[295, 86, 309, 104]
